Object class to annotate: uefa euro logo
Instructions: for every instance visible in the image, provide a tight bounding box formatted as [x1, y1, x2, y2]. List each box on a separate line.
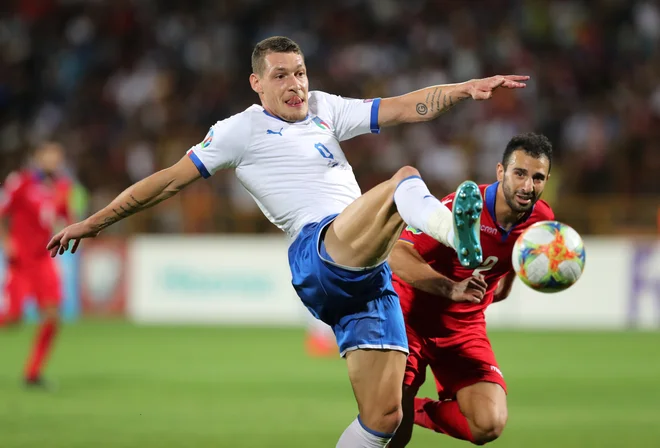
[202, 129, 214, 148]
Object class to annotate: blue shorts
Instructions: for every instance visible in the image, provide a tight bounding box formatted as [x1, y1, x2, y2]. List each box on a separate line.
[288, 214, 408, 357]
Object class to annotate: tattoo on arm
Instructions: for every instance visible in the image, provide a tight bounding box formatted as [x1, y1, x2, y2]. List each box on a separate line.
[95, 194, 149, 232]
[416, 87, 468, 117]
[442, 93, 467, 112]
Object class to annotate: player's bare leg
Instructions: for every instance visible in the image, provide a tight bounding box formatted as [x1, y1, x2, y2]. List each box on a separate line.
[414, 382, 507, 445]
[385, 384, 417, 448]
[324, 166, 483, 269]
[456, 382, 508, 444]
[24, 303, 59, 389]
[327, 166, 483, 447]
[336, 350, 406, 447]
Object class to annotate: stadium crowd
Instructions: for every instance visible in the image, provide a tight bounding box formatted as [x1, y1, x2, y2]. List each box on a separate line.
[1, 0, 658, 235]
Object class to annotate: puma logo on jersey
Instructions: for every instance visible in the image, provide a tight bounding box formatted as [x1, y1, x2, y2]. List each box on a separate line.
[266, 128, 283, 136]
[481, 225, 498, 235]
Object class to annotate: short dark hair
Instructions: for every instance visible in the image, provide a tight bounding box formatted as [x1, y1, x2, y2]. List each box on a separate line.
[502, 132, 553, 172]
[251, 36, 303, 76]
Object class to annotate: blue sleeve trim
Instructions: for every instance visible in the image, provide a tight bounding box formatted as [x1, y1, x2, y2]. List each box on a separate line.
[358, 415, 394, 439]
[370, 98, 381, 134]
[188, 150, 211, 179]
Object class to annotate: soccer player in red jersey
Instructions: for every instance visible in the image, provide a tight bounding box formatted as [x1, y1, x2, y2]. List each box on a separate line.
[387, 133, 554, 447]
[0, 141, 71, 387]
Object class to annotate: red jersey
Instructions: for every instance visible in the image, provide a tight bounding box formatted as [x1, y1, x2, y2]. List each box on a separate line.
[393, 182, 554, 341]
[0, 170, 71, 262]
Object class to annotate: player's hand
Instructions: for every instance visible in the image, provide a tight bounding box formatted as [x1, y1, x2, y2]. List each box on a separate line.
[467, 75, 529, 101]
[450, 274, 488, 304]
[47, 219, 99, 257]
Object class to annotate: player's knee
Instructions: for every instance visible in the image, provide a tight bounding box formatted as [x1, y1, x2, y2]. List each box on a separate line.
[470, 411, 507, 445]
[41, 305, 60, 321]
[386, 417, 412, 447]
[380, 403, 404, 435]
[391, 166, 421, 186]
[361, 401, 403, 436]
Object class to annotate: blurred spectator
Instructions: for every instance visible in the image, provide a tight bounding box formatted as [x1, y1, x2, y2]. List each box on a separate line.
[1, 0, 658, 235]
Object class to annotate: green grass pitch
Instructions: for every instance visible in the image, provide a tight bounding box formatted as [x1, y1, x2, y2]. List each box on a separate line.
[1, 322, 659, 447]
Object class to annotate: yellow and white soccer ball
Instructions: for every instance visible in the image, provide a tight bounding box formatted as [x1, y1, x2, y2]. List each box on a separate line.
[512, 221, 586, 293]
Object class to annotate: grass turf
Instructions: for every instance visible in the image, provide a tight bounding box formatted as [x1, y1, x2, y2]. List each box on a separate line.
[1, 322, 659, 447]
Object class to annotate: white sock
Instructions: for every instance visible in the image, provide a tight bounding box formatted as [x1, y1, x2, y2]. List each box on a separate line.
[393, 176, 455, 249]
[336, 416, 393, 448]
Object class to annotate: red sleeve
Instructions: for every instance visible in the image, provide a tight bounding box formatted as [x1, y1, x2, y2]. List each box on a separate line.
[398, 226, 440, 257]
[0, 172, 23, 217]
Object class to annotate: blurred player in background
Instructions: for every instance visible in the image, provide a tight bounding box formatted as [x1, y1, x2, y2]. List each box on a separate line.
[305, 313, 337, 357]
[47, 36, 529, 447]
[387, 133, 554, 447]
[0, 141, 71, 388]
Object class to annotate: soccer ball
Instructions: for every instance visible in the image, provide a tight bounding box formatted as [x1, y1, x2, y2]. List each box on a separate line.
[512, 221, 586, 293]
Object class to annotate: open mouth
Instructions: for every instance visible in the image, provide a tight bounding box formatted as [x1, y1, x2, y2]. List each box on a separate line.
[515, 193, 533, 206]
[285, 96, 304, 107]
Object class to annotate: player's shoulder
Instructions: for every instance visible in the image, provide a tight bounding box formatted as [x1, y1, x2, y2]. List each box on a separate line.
[204, 107, 259, 146]
[308, 90, 362, 110]
[531, 199, 555, 221]
[3, 171, 27, 191]
[308, 90, 333, 104]
[212, 106, 258, 129]
[55, 175, 73, 190]
[307, 90, 335, 113]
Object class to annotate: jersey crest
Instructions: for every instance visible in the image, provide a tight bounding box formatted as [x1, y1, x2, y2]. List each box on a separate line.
[312, 116, 331, 131]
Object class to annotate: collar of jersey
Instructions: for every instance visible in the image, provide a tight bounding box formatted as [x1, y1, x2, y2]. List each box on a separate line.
[485, 181, 535, 240]
[31, 169, 48, 182]
[262, 108, 310, 124]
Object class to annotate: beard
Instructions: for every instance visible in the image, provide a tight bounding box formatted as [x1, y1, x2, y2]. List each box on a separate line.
[502, 180, 538, 213]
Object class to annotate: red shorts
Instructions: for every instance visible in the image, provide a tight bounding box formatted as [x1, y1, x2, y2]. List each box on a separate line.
[403, 323, 507, 399]
[3, 257, 61, 317]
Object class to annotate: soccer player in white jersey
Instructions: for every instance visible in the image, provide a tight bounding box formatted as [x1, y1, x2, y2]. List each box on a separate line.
[47, 37, 528, 447]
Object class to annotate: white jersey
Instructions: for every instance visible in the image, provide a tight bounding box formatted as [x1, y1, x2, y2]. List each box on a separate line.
[188, 91, 381, 239]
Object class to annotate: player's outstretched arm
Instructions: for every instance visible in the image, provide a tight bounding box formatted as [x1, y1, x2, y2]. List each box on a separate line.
[47, 155, 201, 257]
[492, 270, 517, 303]
[377, 75, 530, 127]
[389, 241, 487, 304]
